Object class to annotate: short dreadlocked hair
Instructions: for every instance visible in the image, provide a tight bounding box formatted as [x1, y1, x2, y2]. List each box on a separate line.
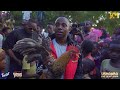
[81, 40, 94, 56]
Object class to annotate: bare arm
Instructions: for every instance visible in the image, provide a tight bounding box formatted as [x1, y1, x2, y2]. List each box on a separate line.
[7, 49, 22, 66]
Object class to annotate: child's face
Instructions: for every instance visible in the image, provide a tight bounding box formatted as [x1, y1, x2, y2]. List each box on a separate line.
[109, 44, 120, 63]
[0, 51, 6, 71]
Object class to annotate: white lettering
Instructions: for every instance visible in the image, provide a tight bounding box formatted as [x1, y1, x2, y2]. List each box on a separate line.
[1, 72, 10, 77]
[13, 73, 22, 78]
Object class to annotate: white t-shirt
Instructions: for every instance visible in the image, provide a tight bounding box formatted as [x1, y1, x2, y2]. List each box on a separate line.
[22, 11, 32, 20]
[52, 39, 67, 58]
[52, 39, 67, 79]
[43, 32, 48, 38]
[0, 34, 3, 48]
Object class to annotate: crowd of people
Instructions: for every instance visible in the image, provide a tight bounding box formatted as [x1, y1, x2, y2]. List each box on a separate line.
[0, 13, 120, 79]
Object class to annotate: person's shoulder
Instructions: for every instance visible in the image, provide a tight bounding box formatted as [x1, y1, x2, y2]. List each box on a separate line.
[0, 34, 3, 38]
[102, 59, 110, 62]
[101, 59, 110, 66]
[14, 28, 25, 33]
[8, 28, 23, 37]
[8, 29, 18, 35]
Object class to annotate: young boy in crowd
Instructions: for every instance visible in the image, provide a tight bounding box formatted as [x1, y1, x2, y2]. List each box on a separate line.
[81, 40, 101, 79]
[101, 39, 120, 79]
[75, 40, 101, 79]
[82, 58, 96, 79]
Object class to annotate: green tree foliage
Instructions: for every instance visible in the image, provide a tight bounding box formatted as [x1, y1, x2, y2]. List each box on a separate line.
[10, 11, 22, 25]
[10, 11, 120, 35]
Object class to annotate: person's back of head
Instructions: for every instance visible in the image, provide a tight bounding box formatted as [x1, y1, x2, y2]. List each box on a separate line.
[81, 40, 94, 57]
[92, 42, 99, 56]
[82, 58, 95, 74]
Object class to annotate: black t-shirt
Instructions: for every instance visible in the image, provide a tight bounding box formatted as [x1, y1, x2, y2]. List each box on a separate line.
[3, 28, 32, 49]
[2, 28, 36, 64]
